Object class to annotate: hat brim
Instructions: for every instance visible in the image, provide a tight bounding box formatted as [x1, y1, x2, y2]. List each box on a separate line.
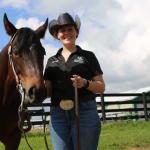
[49, 25, 59, 38]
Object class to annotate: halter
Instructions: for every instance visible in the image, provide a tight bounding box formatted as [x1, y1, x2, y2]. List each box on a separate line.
[8, 31, 26, 123]
[8, 31, 33, 147]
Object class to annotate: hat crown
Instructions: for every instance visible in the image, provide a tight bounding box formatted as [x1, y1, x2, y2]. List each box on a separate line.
[57, 13, 75, 25]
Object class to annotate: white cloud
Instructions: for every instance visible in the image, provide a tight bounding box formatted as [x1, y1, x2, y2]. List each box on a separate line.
[76, 0, 150, 92]
[43, 43, 58, 69]
[0, 0, 28, 8]
[24, 0, 90, 16]
[15, 17, 44, 30]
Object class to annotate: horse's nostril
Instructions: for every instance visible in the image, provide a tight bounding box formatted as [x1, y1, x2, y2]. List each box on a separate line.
[28, 86, 36, 100]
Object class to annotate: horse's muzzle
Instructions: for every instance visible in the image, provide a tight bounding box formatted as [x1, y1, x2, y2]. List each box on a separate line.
[24, 86, 46, 104]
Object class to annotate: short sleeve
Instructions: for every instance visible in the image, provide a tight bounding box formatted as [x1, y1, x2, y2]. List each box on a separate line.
[88, 52, 103, 76]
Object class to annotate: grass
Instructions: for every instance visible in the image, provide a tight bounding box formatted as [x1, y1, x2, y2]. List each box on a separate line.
[99, 120, 150, 150]
[0, 121, 150, 150]
[19, 129, 53, 150]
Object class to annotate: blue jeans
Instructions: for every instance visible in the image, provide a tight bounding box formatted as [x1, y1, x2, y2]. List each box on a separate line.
[49, 100, 101, 150]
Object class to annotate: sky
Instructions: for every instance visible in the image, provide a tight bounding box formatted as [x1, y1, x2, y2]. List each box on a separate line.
[0, 0, 150, 93]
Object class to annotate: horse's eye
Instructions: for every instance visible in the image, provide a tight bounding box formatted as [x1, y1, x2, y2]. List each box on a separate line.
[12, 46, 19, 56]
[30, 44, 45, 55]
[30, 44, 36, 51]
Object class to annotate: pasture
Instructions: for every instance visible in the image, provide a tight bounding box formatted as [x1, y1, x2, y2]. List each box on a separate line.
[0, 120, 149, 150]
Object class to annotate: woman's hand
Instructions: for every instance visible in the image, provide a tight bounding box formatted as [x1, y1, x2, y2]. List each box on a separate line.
[70, 75, 87, 88]
[71, 74, 105, 94]
[70, 74, 105, 94]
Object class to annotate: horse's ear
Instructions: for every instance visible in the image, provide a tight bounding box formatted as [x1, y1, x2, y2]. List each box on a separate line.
[3, 13, 17, 37]
[35, 18, 48, 39]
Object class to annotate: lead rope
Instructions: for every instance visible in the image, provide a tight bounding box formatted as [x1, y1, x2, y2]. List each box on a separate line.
[74, 79, 80, 150]
[41, 104, 50, 150]
[17, 84, 34, 150]
[17, 84, 49, 150]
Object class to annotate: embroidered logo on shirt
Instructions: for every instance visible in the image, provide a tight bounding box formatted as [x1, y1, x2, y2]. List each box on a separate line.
[74, 56, 84, 64]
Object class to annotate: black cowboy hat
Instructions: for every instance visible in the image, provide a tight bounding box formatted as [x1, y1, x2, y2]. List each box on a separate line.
[49, 12, 81, 38]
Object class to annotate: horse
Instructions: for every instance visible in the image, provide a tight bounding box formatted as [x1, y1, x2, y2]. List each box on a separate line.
[0, 13, 48, 150]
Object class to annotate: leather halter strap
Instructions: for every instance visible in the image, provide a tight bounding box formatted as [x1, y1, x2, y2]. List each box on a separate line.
[8, 31, 20, 84]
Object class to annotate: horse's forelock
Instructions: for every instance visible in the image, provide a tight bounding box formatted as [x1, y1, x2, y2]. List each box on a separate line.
[15, 28, 36, 49]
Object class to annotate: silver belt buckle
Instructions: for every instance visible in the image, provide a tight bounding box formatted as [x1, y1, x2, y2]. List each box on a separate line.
[59, 99, 74, 110]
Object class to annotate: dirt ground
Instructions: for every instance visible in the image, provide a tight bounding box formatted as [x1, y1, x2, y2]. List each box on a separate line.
[126, 146, 150, 150]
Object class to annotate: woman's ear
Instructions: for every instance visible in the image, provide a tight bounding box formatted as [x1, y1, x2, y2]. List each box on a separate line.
[52, 31, 57, 39]
[54, 32, 59, 40]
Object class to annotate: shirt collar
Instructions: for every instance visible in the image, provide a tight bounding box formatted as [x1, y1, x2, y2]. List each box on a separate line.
[56, 45, 83, 57]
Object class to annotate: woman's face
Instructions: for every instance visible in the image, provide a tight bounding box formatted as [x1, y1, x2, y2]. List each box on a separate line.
[57, 25, 77, 47]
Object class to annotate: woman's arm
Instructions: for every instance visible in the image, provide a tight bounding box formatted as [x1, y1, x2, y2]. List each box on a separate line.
[87, 74, 105, 94]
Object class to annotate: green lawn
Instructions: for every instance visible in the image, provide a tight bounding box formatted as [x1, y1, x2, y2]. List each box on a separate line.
[0, 121, 150, 150]
[99, 121, 150, 150]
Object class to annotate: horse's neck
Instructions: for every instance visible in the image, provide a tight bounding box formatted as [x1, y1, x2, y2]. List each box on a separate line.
[0, 76, 17, 108]
[0, 46, 9, 86]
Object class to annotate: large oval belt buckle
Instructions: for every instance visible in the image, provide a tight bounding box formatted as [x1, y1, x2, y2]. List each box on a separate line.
[59, 99, 74, 110]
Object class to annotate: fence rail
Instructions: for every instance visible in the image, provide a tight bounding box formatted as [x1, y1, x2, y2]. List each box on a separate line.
[27, 92, 150, 126]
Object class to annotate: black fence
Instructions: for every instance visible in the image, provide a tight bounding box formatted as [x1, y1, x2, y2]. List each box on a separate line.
[27, 92, 150, 126]
[99, 92, 150, 122]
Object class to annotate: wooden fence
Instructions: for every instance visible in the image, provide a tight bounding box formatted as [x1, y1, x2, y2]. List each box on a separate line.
[27, 92, 150, 126]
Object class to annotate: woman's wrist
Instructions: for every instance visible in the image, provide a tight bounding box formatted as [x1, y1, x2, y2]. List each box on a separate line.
[83, 79, 90, 89]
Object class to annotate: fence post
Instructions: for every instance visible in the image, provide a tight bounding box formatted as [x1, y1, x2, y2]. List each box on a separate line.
[142, 92, 148, 121]
[101, 94, 106, 122]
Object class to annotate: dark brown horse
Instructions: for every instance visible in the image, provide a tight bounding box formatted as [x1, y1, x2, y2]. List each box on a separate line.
[0, 13, 48, 150]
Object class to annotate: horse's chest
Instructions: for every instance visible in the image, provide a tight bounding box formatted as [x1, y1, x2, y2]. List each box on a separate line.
[0, 108, 19, 142]
[0, 86, 4, 101]
[0, 109, 18, 129]
[0, 108, 18, 120]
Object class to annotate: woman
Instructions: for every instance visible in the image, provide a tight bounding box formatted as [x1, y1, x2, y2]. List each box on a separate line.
[44, 12, 105, 150]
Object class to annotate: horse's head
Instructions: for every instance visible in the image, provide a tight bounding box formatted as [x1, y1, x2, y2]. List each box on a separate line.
[3, 13, 48, 105]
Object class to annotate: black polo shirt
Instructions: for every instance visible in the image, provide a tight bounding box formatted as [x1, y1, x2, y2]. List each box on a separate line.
[44, 45, 103, 106]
